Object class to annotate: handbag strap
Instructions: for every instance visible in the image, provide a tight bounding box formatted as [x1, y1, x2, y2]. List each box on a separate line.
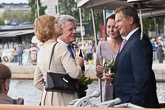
[48, 42, 58, 71]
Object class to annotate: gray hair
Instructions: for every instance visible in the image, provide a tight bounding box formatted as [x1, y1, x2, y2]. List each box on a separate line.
[57, 15, 76, 29]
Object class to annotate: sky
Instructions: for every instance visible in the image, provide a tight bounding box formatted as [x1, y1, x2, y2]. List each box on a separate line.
[0, 0, 28, 3]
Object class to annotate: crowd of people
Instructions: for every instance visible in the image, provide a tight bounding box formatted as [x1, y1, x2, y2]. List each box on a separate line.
[0, 5, 161, 108]
[3, 43, 39, 65]
[151, 36, 165, 61]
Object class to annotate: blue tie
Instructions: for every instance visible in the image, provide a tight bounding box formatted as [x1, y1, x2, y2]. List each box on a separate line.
[67, 46, 75, 59]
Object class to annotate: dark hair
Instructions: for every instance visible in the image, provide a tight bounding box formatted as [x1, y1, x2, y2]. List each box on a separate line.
[106, 14, 115, 25]
[0, 64, 11, 93]
[115, 5, 140, 27]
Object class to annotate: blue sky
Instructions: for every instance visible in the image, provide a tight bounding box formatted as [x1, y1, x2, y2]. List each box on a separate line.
[0, 0, 28, 3]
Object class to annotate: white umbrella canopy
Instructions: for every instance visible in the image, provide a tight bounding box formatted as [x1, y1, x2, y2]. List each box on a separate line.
[31, 36, 43, 48]
[31, 36, 39, 44]
[75, 0, 165, 18]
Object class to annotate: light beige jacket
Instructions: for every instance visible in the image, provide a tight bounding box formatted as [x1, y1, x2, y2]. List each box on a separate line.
[34, 42, 82, 106]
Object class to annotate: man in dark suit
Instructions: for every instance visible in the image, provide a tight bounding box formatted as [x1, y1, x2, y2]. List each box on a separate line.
[113, 6, 160, 108]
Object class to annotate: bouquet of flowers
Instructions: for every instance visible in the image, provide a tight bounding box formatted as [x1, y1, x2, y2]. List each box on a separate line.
[104, 59, 115, 73]
[77, 76, 93, 98]
[77, 77, 93, 86]
[77, 65, 93, 98]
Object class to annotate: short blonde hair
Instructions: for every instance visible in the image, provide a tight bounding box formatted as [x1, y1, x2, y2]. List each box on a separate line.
[34, 15, 56, 43]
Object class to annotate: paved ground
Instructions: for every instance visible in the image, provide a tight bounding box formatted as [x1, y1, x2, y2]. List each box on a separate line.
[5, 62, 35, 79]
[4, 60, 165, 81]
[152, 60, 165, 81]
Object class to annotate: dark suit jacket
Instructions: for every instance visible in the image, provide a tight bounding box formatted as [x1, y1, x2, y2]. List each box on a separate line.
[114, 29, 160, 108]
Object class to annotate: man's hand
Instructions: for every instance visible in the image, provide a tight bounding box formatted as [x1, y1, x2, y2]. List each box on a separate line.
[76, 56, 84, 67]
[96, 65, 104, 73]
[105, 73, 114, 83]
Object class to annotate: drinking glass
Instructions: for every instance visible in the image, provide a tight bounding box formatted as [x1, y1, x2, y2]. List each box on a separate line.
[99, 55, 105, 67]
[98, 55, 106, 77]
[73, 45, 80, 57]
[107, 54, 115, 86]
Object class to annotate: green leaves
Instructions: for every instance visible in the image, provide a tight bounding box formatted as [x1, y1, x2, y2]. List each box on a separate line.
[104, 59, 115, 68]
[104, 59, 115, 73]
[78, 77, 93, 86]
[28, 0, 47, 23]
[2, 9, 30, 23]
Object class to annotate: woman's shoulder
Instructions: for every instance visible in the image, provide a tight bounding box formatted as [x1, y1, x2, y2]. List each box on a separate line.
[98, 41, 109, 47]
[99, 41, 108, 45]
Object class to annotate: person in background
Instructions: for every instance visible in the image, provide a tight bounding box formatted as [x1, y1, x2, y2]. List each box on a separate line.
[13, 47, 18, 64]
[95, 14, 122, 101]
[151, 38, 158, 61]
[10, 51, 14, 63]
[85, 42, 93, 64]
[23, 45, 31, 65]
[30, 44, 37, 65]
[17, 44, 23, 65]
[157, 36, 164, 61]
[33, 15, 83, 106]
[0, 64, 24, 104]
[163, 37, 165, 60]
[22, 41, 26, 49]
[34, 43, 40, 61]
[113, 5, 159, 108]
[57, 15, 86, 98]
[157, 36, 163, 46]
[163, 37, 165, 46]
[92, 43, 96, 64]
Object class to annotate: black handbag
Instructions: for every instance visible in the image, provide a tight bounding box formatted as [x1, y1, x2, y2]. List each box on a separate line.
[45, 42, 78, 92]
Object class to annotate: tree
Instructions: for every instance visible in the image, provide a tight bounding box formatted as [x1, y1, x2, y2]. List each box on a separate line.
[28, 0, 47, 23]
[156, 18, 164, 36]
[58, 0, 104, 38]
[143, 18, 164, 37]
[143, 19, 155, 32]
[2, 8, 31, 23]
[0, 17, 4, 25]
[59, 0, 79, 20]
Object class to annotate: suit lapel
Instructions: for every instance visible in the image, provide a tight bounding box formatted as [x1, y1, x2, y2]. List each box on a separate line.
[114, 39, 131, 70]
[114, 29, 141, 71]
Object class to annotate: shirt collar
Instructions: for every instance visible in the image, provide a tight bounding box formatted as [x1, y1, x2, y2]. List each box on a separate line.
[125, 28, 139, 41]
[57, 38, 68, 46]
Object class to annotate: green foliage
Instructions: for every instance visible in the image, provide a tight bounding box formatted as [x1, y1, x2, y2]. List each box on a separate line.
[58, 0, 103, 37]
[156, 18, 164, 24]
[78, 77, 93, 86]
[0, 17, 4, 25]
[2, 8, 31, 23]
[104, 59, 115, 73]
[143, 18, 164, 32]
[59, 0, 79, 21]
[142, 18, 155, 32]
[94, 9, 104, 37]
[28, 0, 47, 23]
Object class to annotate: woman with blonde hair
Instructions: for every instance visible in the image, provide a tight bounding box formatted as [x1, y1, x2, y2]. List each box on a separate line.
[33, 15, 84, 106]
